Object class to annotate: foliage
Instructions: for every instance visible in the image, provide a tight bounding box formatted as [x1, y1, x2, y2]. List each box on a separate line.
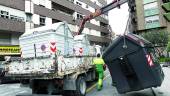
[166, 41, 170, 52]
[140, 30, 168, 47]
[159, 57, 170, 62]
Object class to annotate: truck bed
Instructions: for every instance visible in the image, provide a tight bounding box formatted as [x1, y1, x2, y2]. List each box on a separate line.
[5, 56, 94, 79]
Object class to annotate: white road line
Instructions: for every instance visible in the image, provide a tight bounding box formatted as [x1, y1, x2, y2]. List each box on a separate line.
[17, 90, 28, 94]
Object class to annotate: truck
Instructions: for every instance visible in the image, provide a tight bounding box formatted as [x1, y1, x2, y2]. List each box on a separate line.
[4, 22, 101, 96]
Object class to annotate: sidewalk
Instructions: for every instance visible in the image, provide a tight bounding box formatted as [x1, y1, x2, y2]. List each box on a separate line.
[153, 67, 170, 96]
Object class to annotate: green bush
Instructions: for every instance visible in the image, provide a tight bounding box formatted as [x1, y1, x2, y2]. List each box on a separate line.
[159, 57, 165, 62]
[159, 57, 170, 62]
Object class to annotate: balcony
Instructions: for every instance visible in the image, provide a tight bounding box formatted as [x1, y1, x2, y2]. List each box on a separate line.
[34, 4, 74, 24]
[162, 2, 170, 11]
[162, 2, 170, 21]
[50, 0, 108, 24]
[0, 17, 25, 33]
[163, 13, 170, 21]
[98, 0, 107, 6]
[78, 0, 100, 9]
[0, 0, 25, 11]
[162, 0, 170, 3]
[34, 5, 109, 33]
[52, 2, 74, 16]
[87, 35, 111, 43]
[51, 0, 75, 11]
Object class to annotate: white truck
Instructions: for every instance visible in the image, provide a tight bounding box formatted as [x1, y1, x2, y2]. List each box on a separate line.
[4, 22, 101, 96]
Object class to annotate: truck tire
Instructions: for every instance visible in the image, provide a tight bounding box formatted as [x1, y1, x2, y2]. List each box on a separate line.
[62, 77, 86, 96]
[31, 80, 38, 94]
[31, 80, 44, 94]
[73, 76, 86, 96]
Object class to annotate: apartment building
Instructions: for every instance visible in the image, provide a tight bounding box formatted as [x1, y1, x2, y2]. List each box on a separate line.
[129, 0, 167, 34]
[0, 0, 110, 59]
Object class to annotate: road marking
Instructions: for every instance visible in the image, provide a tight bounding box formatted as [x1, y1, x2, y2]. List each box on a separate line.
[17, 90, 28, 94]
[86, 74, 110, 93]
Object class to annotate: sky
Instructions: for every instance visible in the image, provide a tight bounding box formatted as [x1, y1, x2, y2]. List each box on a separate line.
[107, 0, 129, 35]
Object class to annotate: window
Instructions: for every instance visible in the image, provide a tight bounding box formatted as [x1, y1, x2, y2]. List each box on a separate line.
[86, 5, 89, 8]
[143, 0, 157, 4]
[77, 13, 83, 19]
[0, 10, 24, 22]
[10, 15, 18, 21]
[10, 15, 24, 22]
[26, 14, 32, 22]
[67, 0, 74, 3]
[76, 1, 82, 6]
[18, 17, 24, 22]
[40, 16, 46, 26]
[0, 10, 9, 19]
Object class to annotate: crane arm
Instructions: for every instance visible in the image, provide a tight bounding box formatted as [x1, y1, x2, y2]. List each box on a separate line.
[77, 0, 128, 35]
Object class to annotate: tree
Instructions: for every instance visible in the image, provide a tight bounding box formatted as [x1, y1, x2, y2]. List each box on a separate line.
[140, 30, 169, 57]
[140, 31, 168, 47]
[166, 41, 170, 52]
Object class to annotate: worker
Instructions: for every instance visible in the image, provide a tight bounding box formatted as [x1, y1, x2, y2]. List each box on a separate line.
[93, 53, 105, 91]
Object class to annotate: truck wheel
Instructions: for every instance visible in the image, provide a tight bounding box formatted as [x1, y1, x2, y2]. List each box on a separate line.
[31, 80, 38, 94]
[31, 80, 42, 94]
[74, 77, 86, 96]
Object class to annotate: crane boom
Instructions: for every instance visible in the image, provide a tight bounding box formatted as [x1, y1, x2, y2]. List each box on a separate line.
[77, 0, 128, 35]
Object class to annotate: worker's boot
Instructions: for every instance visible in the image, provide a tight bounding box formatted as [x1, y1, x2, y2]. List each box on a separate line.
[97, 79, 103, 91]
[97, 85, 102, 91]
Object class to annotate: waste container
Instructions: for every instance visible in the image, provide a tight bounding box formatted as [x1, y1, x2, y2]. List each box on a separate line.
[103, 33, 164, 93]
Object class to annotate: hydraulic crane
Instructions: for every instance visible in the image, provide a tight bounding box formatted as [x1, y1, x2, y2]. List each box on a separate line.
[77, 0, 165, 94]
[77, 0, 128, 35]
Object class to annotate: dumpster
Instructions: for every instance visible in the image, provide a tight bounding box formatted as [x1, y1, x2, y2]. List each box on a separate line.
[103, 33, 164, 93]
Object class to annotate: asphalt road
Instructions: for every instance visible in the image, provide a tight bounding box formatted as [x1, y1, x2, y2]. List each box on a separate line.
[0, 84, 31, 96]
[0, 67, 169, 96]
[87, 67, 170, 96]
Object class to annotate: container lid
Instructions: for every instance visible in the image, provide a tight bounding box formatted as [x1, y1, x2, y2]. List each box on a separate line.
[126, 33, 153, 47]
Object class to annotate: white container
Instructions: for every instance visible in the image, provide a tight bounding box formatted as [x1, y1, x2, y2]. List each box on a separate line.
[20, 22, 74, 58]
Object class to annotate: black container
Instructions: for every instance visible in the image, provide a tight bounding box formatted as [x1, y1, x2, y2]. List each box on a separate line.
[103, 33, 164, 93]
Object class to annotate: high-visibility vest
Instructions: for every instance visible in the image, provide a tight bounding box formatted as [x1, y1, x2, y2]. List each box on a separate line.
[93, 58, 105, 72]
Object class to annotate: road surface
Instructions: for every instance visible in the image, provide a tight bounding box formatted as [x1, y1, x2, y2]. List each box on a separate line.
[87, 67, 170, 96]
[0, 67, 169, 96]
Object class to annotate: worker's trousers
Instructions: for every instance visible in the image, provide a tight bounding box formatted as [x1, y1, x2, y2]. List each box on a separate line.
[97, 71, 104, 90]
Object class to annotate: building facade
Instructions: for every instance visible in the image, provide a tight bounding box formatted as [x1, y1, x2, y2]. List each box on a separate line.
[129, 0, 167, 34]
[0, 0, 110, 59]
